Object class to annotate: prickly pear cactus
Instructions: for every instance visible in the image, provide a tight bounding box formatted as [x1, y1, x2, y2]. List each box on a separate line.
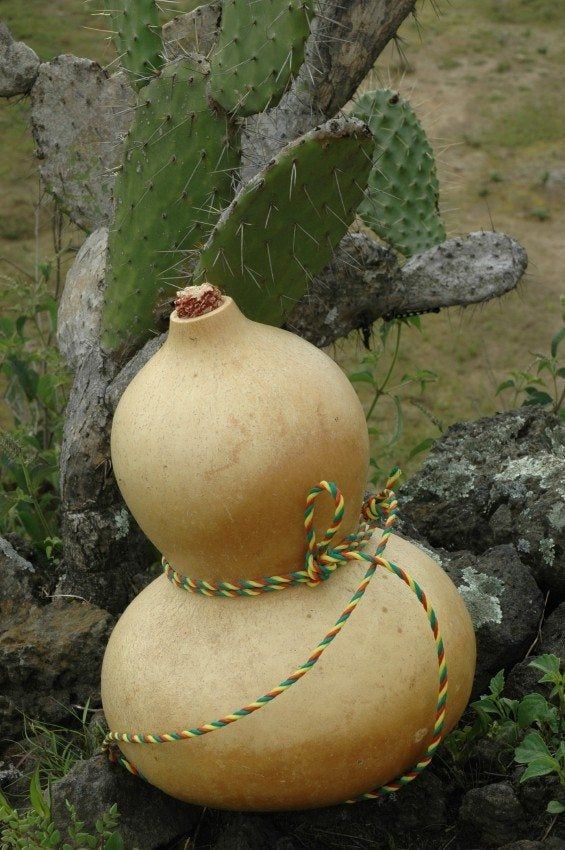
[352, 89, 445, 257]
[101, 56, 240, 356]
[104, 0, 163, 89]
[194, 118, 373, 326]
[209, 0, 314, 116]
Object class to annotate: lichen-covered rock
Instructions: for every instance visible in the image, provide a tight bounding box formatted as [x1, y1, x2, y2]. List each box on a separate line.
[459, 782, 526, 846]
[401, 408, 565, 596]
[51, 756, 200, 850]
[0, 23, 39, 96]
[418, 544, 542, 694]
[30, 57, 134, 231]
[0, 550, 113, 739]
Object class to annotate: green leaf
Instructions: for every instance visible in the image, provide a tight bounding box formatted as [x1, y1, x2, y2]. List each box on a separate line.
[551, 327, 565, 358]
[547, 799, 565, 814]
[15, 316, 27, 338]
[348, 371, 374, 384]
[388, 395, 404, 446]
[29, 768, 50, 818]
[104, 833, 124, 850]
[514, 730, 551, 763]
[408, 437, 436, 460]
[6, 355, 39, 402]
[472, 696, 501, 716]
[516, 693, 551, 727]
[529, 654, 560, 677]
[522, 387, 553, 407]
[496, 378, 515, 394]
[0, 788, 15, 818]
[519, 756, 558, 782]
[489, 669, 505, 697]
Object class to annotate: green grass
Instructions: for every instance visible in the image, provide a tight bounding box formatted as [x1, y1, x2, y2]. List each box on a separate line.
[480, 91, 565, 148]
[2, 0, 106, 62]
[483, 0, 565, 24]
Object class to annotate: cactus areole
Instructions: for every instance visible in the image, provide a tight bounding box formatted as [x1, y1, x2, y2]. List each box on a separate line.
[101, 295, 476, 810]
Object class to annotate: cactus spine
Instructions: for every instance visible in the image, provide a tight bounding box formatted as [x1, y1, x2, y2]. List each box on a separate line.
[104, 0, 164, 89]
[209, 0, 314, 116]
[195, 118, 373, 326]
[102, 56, 240, 355]
[352, 89, 445, 257]
[99, 5, 449, 358]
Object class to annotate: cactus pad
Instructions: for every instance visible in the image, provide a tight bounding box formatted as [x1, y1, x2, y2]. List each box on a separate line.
[104, 0, 163, 89]
[352, 89, 445, 257]
[209, 0, 314, 117]
[194, 117, 373, 326]
[102, 55, 240, 356]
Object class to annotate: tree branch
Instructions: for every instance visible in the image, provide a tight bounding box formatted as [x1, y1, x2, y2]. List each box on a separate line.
[285, 231, 528, 347]
[242, 0, 416, 173]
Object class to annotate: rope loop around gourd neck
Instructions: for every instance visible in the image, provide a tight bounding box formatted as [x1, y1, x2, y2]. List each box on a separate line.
[104, 467, 449, 804]
[161, 468, 401, 597]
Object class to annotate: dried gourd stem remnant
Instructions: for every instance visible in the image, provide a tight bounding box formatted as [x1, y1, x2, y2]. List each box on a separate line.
[174, 284, 225, 318]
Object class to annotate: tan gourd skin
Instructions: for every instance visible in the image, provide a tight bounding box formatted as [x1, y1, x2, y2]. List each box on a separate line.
[103, 298, 476, 810]
[110, 299, 370, 582]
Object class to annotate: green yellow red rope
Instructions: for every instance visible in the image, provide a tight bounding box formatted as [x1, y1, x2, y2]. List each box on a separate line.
[103, 468, 448, 803]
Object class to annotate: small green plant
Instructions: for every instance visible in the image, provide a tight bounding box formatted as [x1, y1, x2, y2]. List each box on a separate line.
[8, 702, 107, 799]
[0, 773, 128, 850]
[0, 266, 69, 560]
[445, 654, 565, 811]
[530, 207, 551, 221]
[496, 299, 564, 418]
[348, 317, 441, 480]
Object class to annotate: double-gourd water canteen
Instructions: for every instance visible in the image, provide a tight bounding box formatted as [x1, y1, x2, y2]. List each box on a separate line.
[101, 284, 476, 811]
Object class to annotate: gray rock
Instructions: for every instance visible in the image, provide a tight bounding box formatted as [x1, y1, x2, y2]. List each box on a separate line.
[30, 56, 134, 231]
[0, 23, 39, 96]
[0, 591, 112, 740]
[401, 408, 565, 595]
[515, 773, 565, 819]
[505, 658, 545, 702]
[506, 602, 565, 700]
[0, 535, 36, 611]
[51, 756, 200, 850]
[268, 772, 446, 847]
[440, 545, 543, 693]
[213, 815, 286, 850]
[540, 602, 565, 658]
[163, 4, 221, 60]
[499, 843, 545, 850]
[459, 782, 526, 846]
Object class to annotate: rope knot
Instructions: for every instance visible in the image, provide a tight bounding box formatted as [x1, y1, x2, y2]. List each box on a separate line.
[303, 480, 346, 586]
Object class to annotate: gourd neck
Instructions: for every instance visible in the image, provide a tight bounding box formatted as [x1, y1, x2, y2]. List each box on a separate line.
[166, 297, 247, 351]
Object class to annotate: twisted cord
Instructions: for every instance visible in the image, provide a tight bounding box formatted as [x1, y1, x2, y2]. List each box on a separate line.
[103, 468, 448, 803]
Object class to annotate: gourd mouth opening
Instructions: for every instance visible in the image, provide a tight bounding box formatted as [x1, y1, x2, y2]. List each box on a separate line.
[173, 283, 227, 321]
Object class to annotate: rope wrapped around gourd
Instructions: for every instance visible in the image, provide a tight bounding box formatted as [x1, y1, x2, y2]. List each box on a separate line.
[103, 468, 448, 803]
